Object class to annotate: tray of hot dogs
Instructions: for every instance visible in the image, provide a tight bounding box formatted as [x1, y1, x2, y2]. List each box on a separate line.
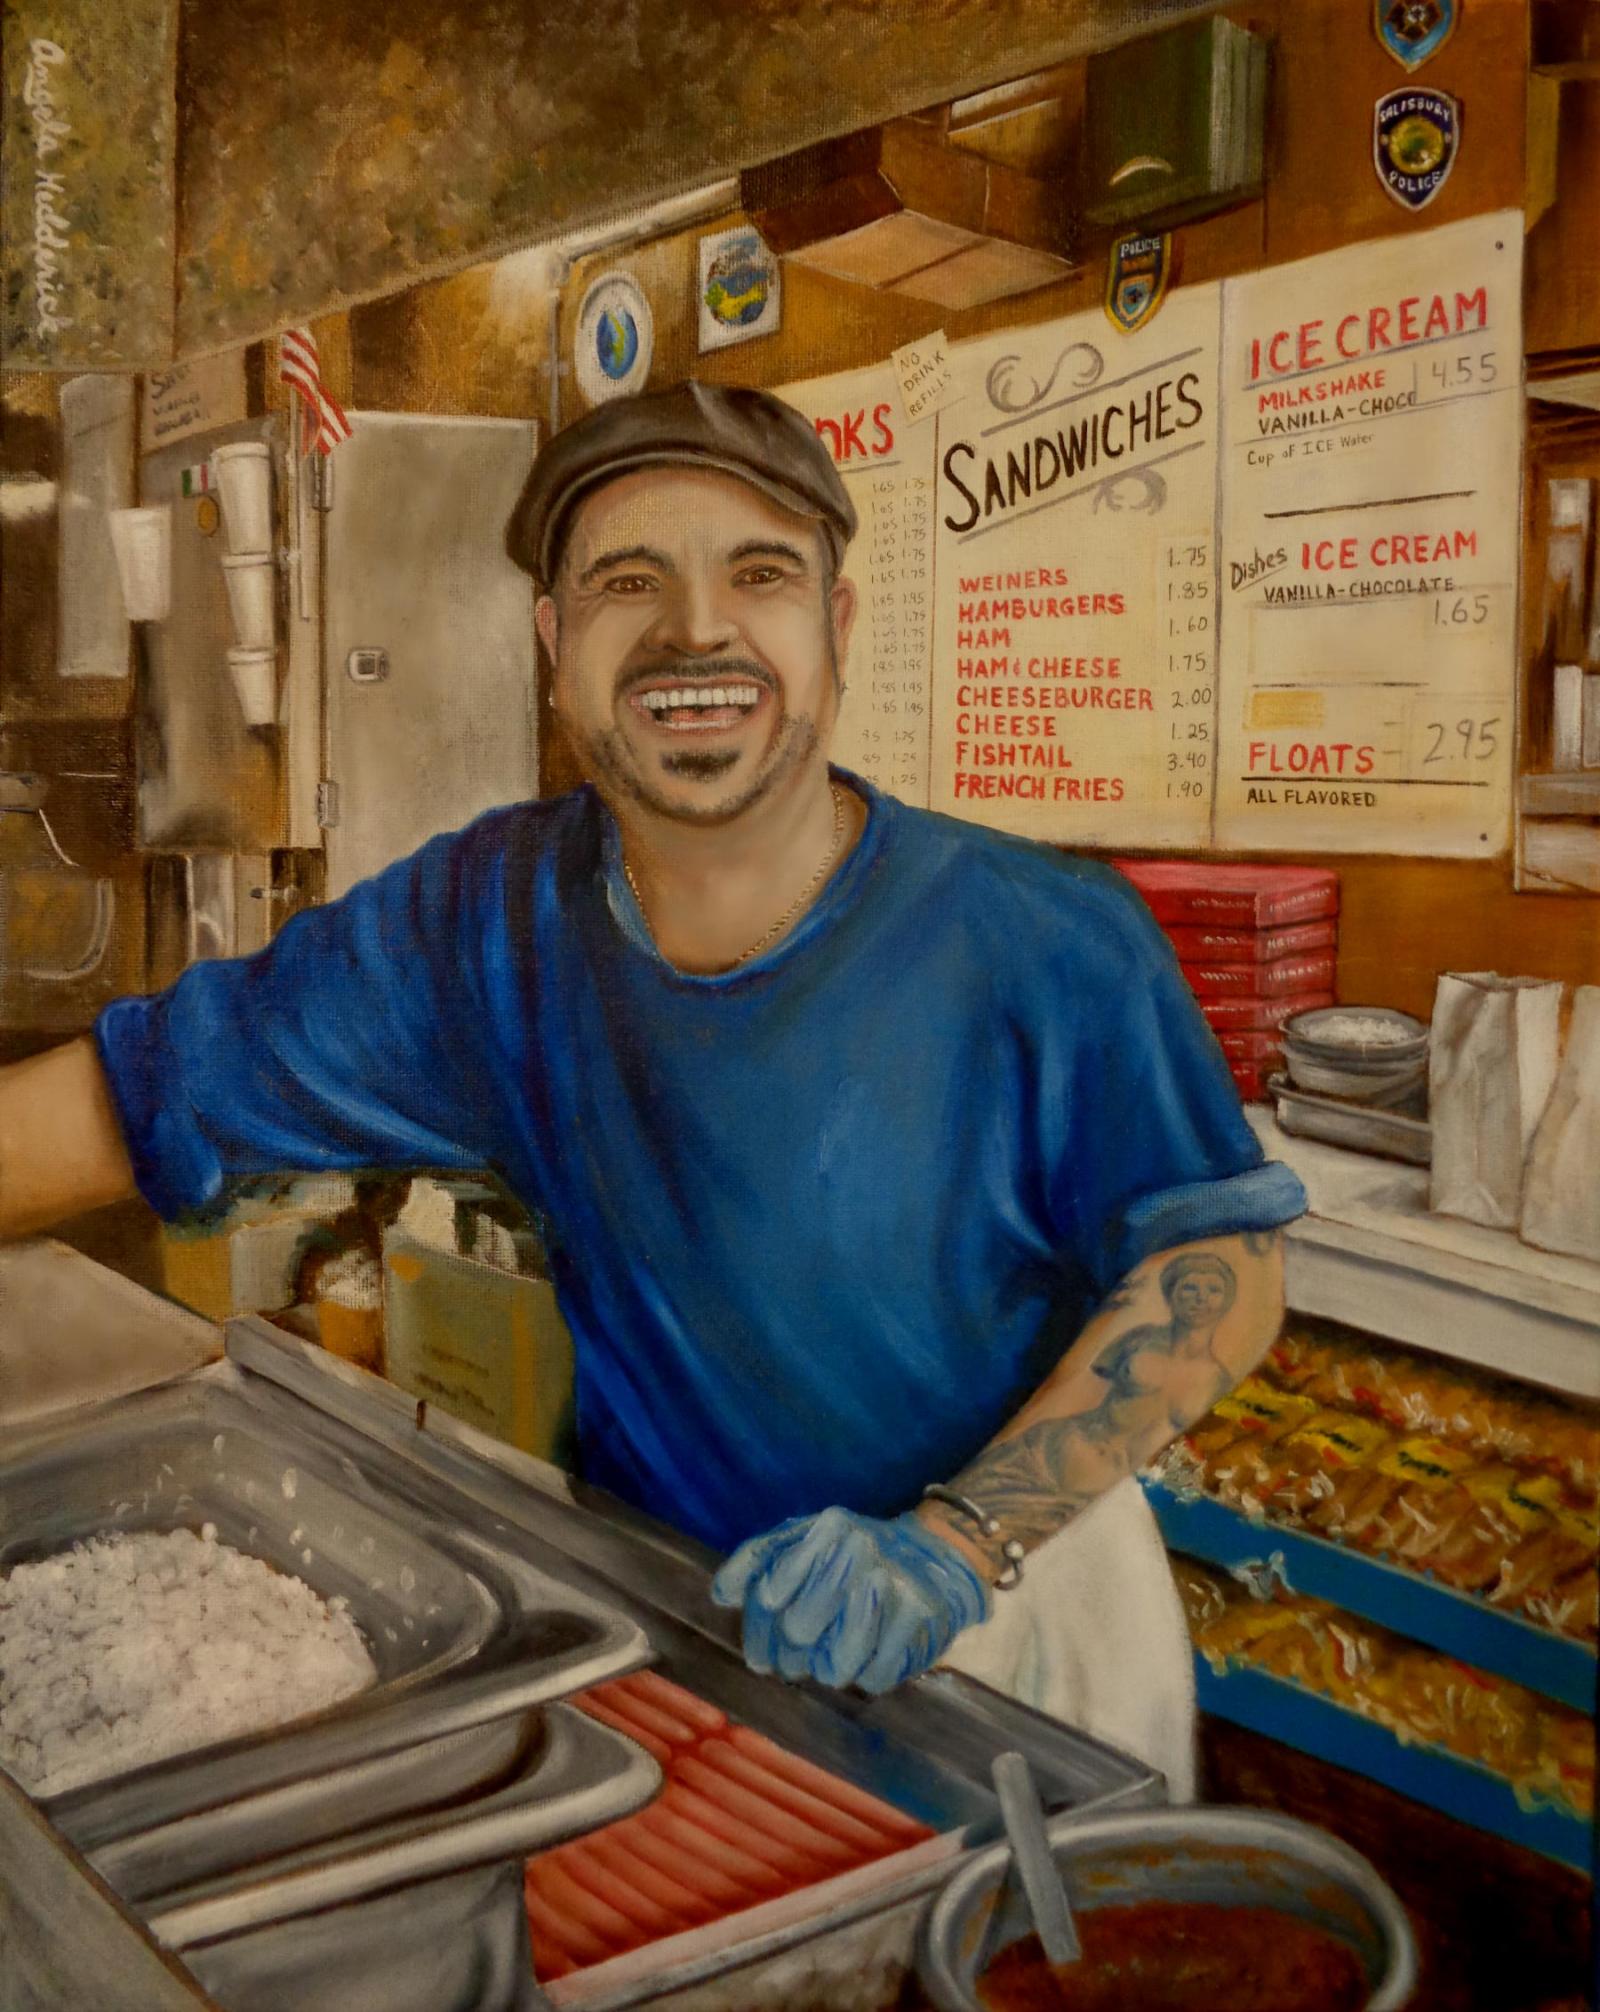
[525, 1671, 938, 1988]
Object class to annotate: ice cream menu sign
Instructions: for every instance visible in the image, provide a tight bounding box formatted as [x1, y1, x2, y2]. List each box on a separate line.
[782, 211, 1520, 856]
[1214, 211, 1522, 854]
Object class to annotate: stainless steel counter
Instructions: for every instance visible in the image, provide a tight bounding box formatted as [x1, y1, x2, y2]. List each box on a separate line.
[3, 1308, 1164, 2012]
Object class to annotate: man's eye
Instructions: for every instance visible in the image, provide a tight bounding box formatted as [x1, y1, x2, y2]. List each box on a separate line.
[602, 574, 657, 596]
[735, 564, 788, 587]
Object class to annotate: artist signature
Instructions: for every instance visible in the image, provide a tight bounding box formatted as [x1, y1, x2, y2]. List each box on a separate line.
[23, 39, 73, 342]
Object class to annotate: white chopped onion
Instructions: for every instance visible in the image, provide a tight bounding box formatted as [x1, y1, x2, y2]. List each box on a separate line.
[0, 1528, 376, 1799]
[1298, 1012, 1419, 1048]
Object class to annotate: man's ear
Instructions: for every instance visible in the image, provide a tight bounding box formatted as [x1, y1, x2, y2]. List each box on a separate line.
[534, 595, 559, 665]
[828, 573, 858, 665]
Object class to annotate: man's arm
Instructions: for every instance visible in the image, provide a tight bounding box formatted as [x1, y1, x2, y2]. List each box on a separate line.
[0, 1037, 139, 1237]
[713, 1225, 1286, 1692]
[916, 1227, 1284, 1581]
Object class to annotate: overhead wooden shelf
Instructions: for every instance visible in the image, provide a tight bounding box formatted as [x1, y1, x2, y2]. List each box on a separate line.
[1533, 0, 1600, 78]
[743, 118, 1079, 310]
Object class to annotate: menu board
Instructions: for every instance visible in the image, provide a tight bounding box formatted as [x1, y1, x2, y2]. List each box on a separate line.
[779, 212, 1521, 857]
[1213, 212, 1522, 854]
[778, 362, 938, 802]
[927, 284, 1221, 846]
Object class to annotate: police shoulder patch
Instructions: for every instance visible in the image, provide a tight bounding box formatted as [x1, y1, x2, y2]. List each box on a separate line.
[1373, 87, 1460, 211]
[1374, 0, 1458, 72]
[1105, 233, 1171, 336]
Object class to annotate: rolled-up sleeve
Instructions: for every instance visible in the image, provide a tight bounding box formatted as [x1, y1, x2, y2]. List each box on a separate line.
[1047, 871, 1307, 1296]
[94, 830, 495, 1220]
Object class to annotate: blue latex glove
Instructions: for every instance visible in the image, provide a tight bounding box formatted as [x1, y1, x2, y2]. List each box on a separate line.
[711, 1506, 991, 1695]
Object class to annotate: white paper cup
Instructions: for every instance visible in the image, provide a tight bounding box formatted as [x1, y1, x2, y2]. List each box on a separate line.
[221, 553, 276, 648]
[211, 442, 274, 555]
[107, 506, 171, 621]
[227, 646, 278, 728]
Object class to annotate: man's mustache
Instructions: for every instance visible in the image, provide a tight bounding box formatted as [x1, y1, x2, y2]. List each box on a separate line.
[614, 657, 777, 704]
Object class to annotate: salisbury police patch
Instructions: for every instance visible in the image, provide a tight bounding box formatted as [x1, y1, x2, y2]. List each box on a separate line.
[1373, 88, 1460, 210]
[1105, 233, 1171, 335]
[1375, 0, 1457, 72]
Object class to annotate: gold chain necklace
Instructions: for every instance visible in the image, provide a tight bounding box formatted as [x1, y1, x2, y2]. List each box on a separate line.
[623, 783, 847, 967]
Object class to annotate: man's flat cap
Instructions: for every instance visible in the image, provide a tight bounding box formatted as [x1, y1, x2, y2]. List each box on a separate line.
[507, 381, 857, 586]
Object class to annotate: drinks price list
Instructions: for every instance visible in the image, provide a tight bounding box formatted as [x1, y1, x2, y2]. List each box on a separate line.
[783, 212, 1520, 856]
[778, 362, 937, 803]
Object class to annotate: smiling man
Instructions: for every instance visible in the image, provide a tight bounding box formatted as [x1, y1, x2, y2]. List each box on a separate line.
[0, 382, 1305, 1798]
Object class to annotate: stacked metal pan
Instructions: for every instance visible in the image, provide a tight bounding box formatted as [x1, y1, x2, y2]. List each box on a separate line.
[1, 1365, 659, 2012]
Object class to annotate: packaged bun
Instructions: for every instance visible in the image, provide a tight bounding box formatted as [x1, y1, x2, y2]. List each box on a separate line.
[1528, 1563, 1597, 1644]
[1265, 1322, 1598, 1500]
[1261, 1410, 1395, 1521]
[1176, 1561, 1594, 1817]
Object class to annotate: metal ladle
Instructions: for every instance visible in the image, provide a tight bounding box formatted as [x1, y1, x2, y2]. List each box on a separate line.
[990, 1750, 1081, 1965]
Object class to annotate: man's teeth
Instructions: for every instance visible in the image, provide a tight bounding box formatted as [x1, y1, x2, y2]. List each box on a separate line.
[638, 685, 761, 713]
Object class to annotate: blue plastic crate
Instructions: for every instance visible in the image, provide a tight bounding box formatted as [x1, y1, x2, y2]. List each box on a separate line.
[1194, 1656, 1593, 1874]
[1144, 1477, 1597, 1713]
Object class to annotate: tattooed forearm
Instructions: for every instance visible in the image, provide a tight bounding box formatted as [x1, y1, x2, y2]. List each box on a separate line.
[924, 1236, 1283, 1581]
[945, 1417, 1130, 1553]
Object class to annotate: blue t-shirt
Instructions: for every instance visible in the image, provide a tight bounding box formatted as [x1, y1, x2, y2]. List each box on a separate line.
[95, 775, 1305, 1552]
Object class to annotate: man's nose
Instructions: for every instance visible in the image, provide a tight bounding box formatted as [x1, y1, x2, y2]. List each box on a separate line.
[648, 575, 739, 656]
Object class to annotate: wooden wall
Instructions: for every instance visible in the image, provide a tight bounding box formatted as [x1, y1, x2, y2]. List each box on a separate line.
[340, 0, 1598, 1015]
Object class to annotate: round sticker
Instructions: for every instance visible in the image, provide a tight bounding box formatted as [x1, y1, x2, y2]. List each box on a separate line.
[574, 272, 654, 406]
[194, 495, 221, 537]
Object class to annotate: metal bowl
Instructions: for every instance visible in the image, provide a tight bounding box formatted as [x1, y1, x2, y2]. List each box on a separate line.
[1283, 1007, 1428, 1107]
[916, 1804, 1418, 2011]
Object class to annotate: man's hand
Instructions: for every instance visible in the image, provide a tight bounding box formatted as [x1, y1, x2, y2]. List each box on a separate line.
[711, 1506, 990, 1694]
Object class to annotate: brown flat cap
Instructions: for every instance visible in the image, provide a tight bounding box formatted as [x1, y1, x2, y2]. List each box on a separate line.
[506, 381, 857, 586]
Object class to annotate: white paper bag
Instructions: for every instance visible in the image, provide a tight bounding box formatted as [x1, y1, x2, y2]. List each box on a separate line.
[1521, 986, 1600, 1262]
[1429, 973, 1563, 1228]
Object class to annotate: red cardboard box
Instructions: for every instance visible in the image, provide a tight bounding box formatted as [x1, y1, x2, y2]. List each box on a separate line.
[1228, 1056, 1280, 1102]
[1114, 859, 1339, 929]
[1201, 990, 1335, 1032]
[1211, 1028, 1293, 1062]
[1161, 919, 1337, 964]
[1182, 953, 1338, 999]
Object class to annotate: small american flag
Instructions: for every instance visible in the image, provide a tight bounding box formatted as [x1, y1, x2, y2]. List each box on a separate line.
[277, 327, 352, 456]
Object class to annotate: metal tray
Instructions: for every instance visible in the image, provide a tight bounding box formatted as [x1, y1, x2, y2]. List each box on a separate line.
[2, 1365, 650, 1852]
[179, 1859, 544, 2012]
[1268, 1074, 1432, 1166]
[90, 1710, 541, 1904]
[139, 1703, 660, 1946]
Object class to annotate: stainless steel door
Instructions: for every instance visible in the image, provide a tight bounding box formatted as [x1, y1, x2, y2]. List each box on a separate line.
[321, 414, 538, 898]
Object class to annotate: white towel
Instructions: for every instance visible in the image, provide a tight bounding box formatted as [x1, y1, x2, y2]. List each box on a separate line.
[939, 1475, 1196, 1802]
